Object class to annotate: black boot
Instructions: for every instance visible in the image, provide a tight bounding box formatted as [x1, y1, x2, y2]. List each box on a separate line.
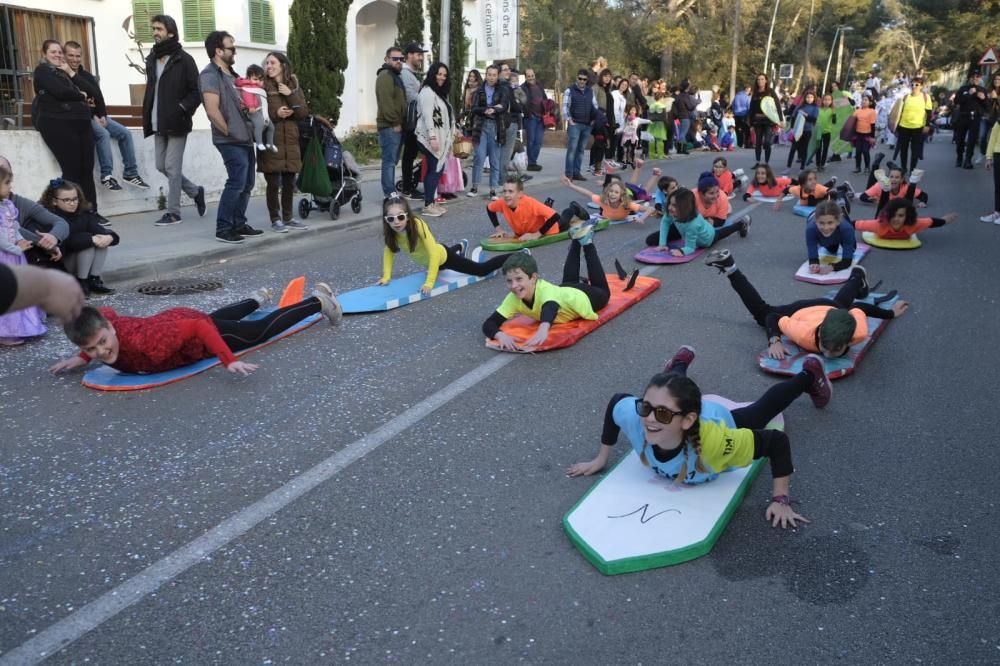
[956, 156, 963, 167]
[87, 276, 116, 295]
[963, 159, 974, 169]
[76, 277, 91, 298]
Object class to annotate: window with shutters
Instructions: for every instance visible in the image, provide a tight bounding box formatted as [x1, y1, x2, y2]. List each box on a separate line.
[130, 1, 164, 44]
[249, 0, 275, 45]
[0, 5, 95, 127]
[182, 0, 215, 43]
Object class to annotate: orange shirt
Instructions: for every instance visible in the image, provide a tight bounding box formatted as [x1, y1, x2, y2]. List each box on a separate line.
[862, 184, 923, 201]
[854, 108, 876, 134]
[591, 194, 642, 221]
[694, 189, 732, 220]
[788, 184, 830, 204]
[855, 217, 934, 240]
[779, 306, 868, 352]
[487, 196, 559, 236]
[716, 171, 735, 195]
[747, 176, 792, 198]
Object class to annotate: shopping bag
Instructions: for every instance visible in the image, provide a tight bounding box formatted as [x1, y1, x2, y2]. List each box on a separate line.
[299, 135, 332, 197]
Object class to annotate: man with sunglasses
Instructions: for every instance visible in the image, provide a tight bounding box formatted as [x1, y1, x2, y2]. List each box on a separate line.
[376, 46, 408, 198]
[201, 31, 262, 244]
[562, 69, 599, 181]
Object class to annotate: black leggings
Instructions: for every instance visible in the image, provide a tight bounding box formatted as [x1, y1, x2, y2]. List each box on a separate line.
[210, 297, 322, 353]
[644, 221, 742, 247]
[726, 267, 862, 327]
[816, 133, 831, 167]
[787, 130, 812, 169]
[39, 116, 97, 211]
[753, 121, 773, 163]
[561, 240, 611, 311]
[440, 243, 514, 276]
[622, 140, 639, 167]
[854, 134, 873, 171]
[895, 126, 924, 173]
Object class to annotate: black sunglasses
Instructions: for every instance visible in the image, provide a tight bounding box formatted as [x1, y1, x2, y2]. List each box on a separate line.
[390, 56, 405, 62]
[635, 400, 685, 425]
[577, 77, 589, 82]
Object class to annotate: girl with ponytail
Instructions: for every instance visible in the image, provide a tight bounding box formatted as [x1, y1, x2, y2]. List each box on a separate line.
[567, 345, 822, 528]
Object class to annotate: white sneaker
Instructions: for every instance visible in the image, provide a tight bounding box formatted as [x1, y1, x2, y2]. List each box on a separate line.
[256, 143, 267, 151]
[909, 168, 924, 184]
[980, 211, 1000, 223]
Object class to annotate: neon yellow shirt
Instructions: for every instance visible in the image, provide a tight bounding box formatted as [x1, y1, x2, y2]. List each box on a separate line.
[381, 217, 448, 289]
[898, 92, 932, 129]
[496, 278, 598, 323]
[697, 419, 756, 473]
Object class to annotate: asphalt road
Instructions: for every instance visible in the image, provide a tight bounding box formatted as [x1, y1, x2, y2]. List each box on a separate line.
[2, 135, 999, 665]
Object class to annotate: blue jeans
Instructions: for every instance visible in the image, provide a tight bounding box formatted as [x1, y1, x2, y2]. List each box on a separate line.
[378, 127, 403, 196]
[565, 122, 591, 177]
[472, 119, 501, 189]
[215, 143, 256, 234]
[524, 116, 543, 165]
[677, 119, 692, 149]
[419, 146, 440, 205]
[92, 117, 138, 178]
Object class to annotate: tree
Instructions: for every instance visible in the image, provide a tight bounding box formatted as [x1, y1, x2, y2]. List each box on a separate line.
[428, 0, 469, 112]
[287, 0, 347, 124]
[396, 0, 424, 47]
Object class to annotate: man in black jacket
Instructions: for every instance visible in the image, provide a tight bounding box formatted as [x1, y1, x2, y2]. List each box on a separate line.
[952, 68, 990, 169]
[142, 14, 206, 227]
[63, 41, 150, 193]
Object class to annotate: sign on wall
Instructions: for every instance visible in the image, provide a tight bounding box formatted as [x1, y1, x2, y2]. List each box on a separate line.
[481, 0, 518, 61]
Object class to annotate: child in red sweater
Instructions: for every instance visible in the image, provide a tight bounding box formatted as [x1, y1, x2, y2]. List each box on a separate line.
[48, 284, 341, 376]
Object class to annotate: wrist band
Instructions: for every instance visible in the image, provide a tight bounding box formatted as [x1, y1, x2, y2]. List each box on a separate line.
[771, 494, 791, 506]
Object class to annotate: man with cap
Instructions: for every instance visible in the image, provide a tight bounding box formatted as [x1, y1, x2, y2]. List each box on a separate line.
[375, 45, 407, 198]
[952, 68, 990, 169]
[399, 42, 426, 200]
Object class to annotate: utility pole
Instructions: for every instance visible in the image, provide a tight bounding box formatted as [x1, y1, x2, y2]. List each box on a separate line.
[763, 0, 780, 76]
[729, 0, 741, 101]
[801, 0, 814, 91]
[835, 27, 847, 85]
[440, 0, 450, 63]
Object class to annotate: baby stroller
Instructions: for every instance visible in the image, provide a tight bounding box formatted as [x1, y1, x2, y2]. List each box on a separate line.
[297, 116, 362, 220]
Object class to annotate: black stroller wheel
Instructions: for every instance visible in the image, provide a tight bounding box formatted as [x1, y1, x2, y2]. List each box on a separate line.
[298, 198, 311, 219]
[351, 197, 362, 214]
[330, 201, 341, 220]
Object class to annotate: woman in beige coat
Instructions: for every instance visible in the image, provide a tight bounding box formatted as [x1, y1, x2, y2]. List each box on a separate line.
[257, 52, 309, 232]
[415, 62, 458, 217]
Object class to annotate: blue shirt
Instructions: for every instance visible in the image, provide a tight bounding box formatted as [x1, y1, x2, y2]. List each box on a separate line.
[805, 213, 857, 262]
[732, 91, 751, 116]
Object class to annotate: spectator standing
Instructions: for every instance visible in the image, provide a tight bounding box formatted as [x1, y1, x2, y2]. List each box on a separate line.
[521, 68, 548, 171]
[467, 64, 510, 199]
[257, 52, 310, 232]
[748, 73, 783, 164]
[31, 40, 100, 212]
[415, 62, 457, 218]
[399, 43, 427, 200]
[732, 84, 752, 148]
[143, 15, 205, 227]
[611, 78, 630, 163]
[562, 69, 598, 181]
[952, 68, 990, 169]
[591, 68, 616, 172]
[200, 30, 262, 244]
[63, 42, 150, 194]
[497, 64, 521, 183]
[894, 76, 933, 174]
[375, 46, 407, 198]
[461, 69, 483, 130]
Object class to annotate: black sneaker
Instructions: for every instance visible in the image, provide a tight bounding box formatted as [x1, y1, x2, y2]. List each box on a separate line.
[572, 174, 587, 182]
[851, 266, 870, 299]
[94, 213, 113, 227]
[122, 175, 150, 189]
[101, 176, 122, 191]
[154, 213, 181, 226]
[236, 224, 264, 237]
[404, 189, 424, 200]
[194, 186, 206, 216]
[704, 249, 735, 273]
[216, 230, 245, 244]
[87, 276, 116, 295]
[569, 201, 589, 222]
[527, 164, 543, 171]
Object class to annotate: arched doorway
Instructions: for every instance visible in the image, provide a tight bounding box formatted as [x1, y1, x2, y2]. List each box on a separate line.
[354, 0, 398, 130]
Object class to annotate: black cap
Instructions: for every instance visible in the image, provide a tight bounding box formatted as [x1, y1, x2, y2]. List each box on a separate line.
[403, 42, 427, 54]
[970, 68, 982, 77]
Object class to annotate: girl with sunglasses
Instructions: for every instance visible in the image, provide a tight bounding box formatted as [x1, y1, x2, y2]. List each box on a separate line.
[567, 345, 827, 528]
[380, 195, 520, 295]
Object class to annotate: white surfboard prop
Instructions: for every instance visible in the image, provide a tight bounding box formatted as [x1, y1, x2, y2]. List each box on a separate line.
[563, 395, 783, 575]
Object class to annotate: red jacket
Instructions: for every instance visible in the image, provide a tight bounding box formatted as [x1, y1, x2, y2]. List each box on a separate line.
[80, 307, 235, 373]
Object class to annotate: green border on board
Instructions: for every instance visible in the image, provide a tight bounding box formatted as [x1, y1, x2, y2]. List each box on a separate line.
[562, 415, 784, 576]
[480, 219, 610, 251]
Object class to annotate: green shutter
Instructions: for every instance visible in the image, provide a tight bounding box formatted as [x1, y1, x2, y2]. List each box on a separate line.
[131, 0, 165, 44]
[182, 0, 216, 42]
[250, 0, 276, 44]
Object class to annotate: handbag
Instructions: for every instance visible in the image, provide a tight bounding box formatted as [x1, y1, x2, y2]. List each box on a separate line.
[453, 137, 473, 158]
[299, 135, 332, 197]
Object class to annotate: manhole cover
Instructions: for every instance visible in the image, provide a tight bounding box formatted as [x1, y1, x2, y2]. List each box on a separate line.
[136, 278, 224, 296]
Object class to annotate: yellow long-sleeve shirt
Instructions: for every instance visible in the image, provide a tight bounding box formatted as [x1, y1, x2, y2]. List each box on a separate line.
[987, 120, 1000, 157]
[381, 217, 448, 290]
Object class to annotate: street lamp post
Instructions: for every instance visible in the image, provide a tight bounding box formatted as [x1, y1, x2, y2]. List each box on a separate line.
[834, 25, 853, 85]
[763, 0, 781, 76]
[822, 25, 852, 93]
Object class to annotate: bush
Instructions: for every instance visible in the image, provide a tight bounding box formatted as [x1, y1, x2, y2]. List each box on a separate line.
[341, 130, 381, 164]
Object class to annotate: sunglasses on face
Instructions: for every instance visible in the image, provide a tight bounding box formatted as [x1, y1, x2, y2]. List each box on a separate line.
[390, 56, 404, 62]
[635, 400, 685, 425]
[384, 213, 407, 223]
[56, 196, 79, 203]
[577, 77, 588, 82]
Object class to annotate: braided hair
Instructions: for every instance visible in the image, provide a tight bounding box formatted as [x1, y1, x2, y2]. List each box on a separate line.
[639, 371, 708, 482]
